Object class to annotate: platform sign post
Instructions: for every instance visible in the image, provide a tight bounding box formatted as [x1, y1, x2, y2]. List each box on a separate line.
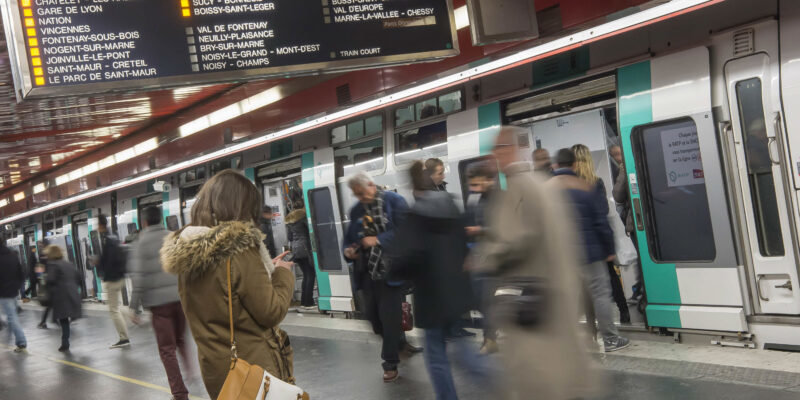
[0, 0, 458, 100]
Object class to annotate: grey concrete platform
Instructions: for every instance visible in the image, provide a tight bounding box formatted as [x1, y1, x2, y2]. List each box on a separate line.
[3, 306, 800, 399]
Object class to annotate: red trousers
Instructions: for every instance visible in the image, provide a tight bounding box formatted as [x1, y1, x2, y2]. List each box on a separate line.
[151, 301, 190, 400]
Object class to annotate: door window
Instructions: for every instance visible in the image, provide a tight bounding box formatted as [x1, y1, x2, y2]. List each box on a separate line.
[308, 187, 343, 272]
[632, 118, 716, 262]
[735, 78, 784, 257]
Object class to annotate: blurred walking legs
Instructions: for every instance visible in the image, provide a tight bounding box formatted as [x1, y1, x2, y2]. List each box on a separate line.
[0, 298, 26, 348]
[105, 280, 129, 342]
[424, 324, 495, 400]
[151, 301, 190, 400]
[580, 261, 619, 339]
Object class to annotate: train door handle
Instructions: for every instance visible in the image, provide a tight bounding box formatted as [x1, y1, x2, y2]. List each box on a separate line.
[756, 275, 769, 301]
[775, 280, 793, 291]
[632, 198, 644, 231]
[768, 112, 783, 165]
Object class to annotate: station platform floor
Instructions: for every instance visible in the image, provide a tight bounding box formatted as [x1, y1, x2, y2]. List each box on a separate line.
[3, 304, 800, 399]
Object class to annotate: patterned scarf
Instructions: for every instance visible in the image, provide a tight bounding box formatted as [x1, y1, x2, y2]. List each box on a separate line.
[362, 190, 388, 280]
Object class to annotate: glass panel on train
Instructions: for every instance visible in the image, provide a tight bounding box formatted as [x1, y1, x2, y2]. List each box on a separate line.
[347, 120, 365, 141]
[632, 118, 716, 262]
[331, 125, 347, 145]
[365, 115, 383, 136]
[416, 98, 439, 120]
[736, 78, 785, 257]
[395, 121, 448, 165]
[308, 187, 343, 272]
[334, 137, 384, 178]
[395, 105, 415, 127]
[438, 91, 462, 114]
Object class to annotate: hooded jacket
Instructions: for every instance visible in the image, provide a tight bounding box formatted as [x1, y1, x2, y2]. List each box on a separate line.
[45, 259, 82, 321]
[161, 220, 295, 399]
[285, 208, 311, 260]
[387, 191, 473, 328]
[129, 225, 179, 309]
[551, 169, 615, 264]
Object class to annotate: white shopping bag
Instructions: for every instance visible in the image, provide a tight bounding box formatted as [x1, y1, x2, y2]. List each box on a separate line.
[607, 198, 638, 266]
[254, 370, 306, 400]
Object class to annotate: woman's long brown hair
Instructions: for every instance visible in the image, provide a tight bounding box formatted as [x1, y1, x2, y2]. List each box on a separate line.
[190, 169, 262, 227]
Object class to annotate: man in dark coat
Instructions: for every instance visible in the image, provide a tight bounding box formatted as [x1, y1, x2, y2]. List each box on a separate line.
[551, 148, 630, 352]
[96, 214, 130, 348]
[259, 205, 278, 258]
[343, 172, 420, 383]
[0, 236, 27, 352]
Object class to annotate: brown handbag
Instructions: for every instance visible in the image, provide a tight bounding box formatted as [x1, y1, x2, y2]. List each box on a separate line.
[217, 259, 310, 400]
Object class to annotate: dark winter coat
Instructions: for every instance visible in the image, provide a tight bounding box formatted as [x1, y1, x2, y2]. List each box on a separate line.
[387, 191, 473, 328]
[285, 208, 311, 260]
[161, 221, 295, 399]
[551, 169, 615, 264]
[259, 218, 278, 258]
[45, 259, 82, 321]
[98, 233, 126, 282]
[613, 163, 635, 234]
[0, 245, 24, 298]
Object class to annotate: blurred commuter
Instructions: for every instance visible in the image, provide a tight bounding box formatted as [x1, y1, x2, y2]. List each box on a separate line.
[608, 145, 623, 182]
[96, 214, 131, 349]
[473, 127, 597, 399]
[260, 205, 278, 258]
[343, 172, 421, 383]
[0, 236, 27, 353]
[161, 169, 296, 399]
[286, 200, 317, 312]
[532, 148, 553, 177]
[389, 161, 493, 400]
[553, 148, 630, 351]
[572, 144, 630, 324]
[128, 206, 191, 400]
[25, 247, 39, 298]
[42, 245, 82, 352]
[464, 161, 500, 354]
[613, 160, 644, 304]
[425, 158, 448, 192]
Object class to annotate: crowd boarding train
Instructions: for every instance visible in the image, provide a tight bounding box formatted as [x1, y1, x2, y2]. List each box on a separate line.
[7, 0, 800, 350]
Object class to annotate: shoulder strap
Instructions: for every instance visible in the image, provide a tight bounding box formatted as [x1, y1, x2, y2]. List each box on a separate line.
[227, 258, 237, 361]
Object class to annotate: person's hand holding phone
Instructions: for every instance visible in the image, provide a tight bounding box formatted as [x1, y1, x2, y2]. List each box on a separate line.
[272, 251, 293, 270]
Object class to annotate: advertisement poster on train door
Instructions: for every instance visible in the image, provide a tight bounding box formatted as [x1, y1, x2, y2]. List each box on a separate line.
[660, 125, 705, 187]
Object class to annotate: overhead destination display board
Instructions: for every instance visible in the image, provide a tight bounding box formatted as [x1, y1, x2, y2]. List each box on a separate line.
[1, 0, 458, 99]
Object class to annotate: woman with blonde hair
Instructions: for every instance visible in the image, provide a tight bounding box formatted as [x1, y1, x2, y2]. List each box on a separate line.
[161, 169, 296, 398]
[42, 245, 82, 352]
[570, 143, 631, 324]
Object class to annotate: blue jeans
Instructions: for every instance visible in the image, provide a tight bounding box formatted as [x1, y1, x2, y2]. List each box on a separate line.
[424, 326, 495, 400]
[0, 298, 27, 347]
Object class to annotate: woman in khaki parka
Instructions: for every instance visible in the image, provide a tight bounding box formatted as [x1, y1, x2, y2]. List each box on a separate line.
[161, 169, 295, 399]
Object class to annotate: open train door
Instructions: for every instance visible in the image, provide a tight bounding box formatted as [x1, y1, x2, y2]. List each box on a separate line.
[619, 47, 746, 332]
[301, 149, 355, 315]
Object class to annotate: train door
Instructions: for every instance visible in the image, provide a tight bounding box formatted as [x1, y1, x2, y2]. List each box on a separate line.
[302, 149, 354, 314]
[179, 184, 201, 226]
[22, 225, 36, 264]
[724, 52, 800, 314]
[71, 213, 95, 299]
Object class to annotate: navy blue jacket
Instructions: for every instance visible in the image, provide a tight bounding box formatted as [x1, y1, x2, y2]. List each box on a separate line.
[98, 233, 126, 282]
[0, 245, 24, 298]
[343, 190, 408, 253]
[552, 169, 615, 264]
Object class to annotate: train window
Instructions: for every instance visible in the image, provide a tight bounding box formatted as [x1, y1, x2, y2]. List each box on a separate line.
[632, 118, 716, 262]
[395, 121, 448, 165]
[334, 137, 384, 178]
[394, 90, 464, 127]
[308, 187, 343, 272]
[331, 115, 383, 145]
[736, 78, 784, 257]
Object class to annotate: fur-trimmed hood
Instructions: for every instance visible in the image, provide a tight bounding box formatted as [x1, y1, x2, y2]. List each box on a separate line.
[161, 220, 275, 281]
[285, 208, 306, 224]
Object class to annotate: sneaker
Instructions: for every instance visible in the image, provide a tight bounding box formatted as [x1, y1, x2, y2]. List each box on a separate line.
[480, 339, 499, 355]
[604, 336, 631, 352]
[13, 346, 27, 353]
[297, 305, 318, 313]
[382, 370, 399, 383]
[58, 345, 69, 352]
[110, 340, 130, 349]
